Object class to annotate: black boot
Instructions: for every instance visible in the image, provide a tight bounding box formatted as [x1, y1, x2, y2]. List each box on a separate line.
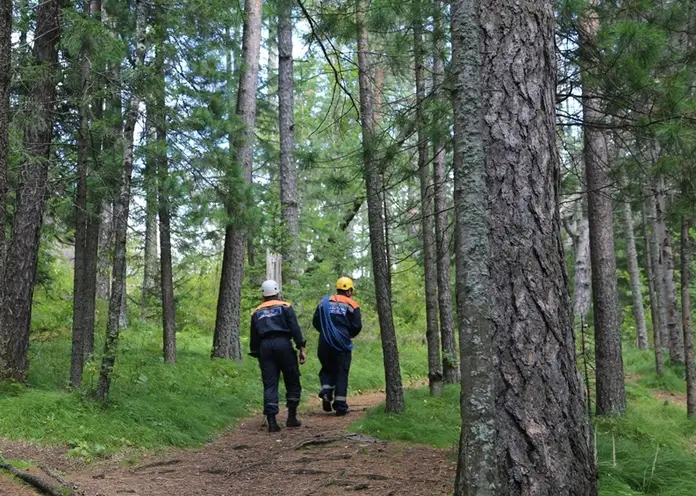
[286, 407, 302, 428]
[267, 414, 281, 433]
[319, 392, 333, 413]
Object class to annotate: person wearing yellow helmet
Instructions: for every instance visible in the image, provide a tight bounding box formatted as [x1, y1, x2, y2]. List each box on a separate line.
[312, 276, 362, 416]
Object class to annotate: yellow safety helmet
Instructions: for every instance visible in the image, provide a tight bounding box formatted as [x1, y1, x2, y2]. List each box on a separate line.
[336, 277, 354, 291]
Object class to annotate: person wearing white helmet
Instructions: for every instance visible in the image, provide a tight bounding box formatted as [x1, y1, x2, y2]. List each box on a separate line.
[249, 280, 307, 432]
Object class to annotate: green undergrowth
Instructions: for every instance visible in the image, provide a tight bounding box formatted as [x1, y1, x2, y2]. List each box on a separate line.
[352, 349, 696, 495]
[0, 318, 426, 460]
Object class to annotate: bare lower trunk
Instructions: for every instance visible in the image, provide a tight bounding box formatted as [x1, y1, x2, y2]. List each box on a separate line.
[481, 0, 598, 491]
[96, 0, 146, 402]
[0, 0, 10, 277]
[681, 217, 696, 416]
[432, 0, 458, 384]
[155, 41, 176, 364]
[655, 179, 683, 363]
[580, 0, 625, 416]
[572, 197, 592, 319]
[213, 0, 262, 360]
[71, 16, 93, 388]
[356, 0, 403, 413]
[414, 12, 442, 396]
[622, 194, 648, 350]
[0, 0, 61, 382]
[451, 0, 496, 490]
[278, 0, 299, 282]
[141, 117, 159, 319]
[643, 203, 663, 375]
[96, 204, 113, 299]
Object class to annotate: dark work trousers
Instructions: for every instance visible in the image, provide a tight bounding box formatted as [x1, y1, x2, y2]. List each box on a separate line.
[259, 336, 302, 415]
[317, 334, 352, 412]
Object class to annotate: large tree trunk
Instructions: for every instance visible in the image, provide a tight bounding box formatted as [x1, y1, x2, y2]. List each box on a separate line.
[414, 12, 442, 396]
[580, 0, 626, 416]
[655, 178, 683, 363]
[478, 0, 597, 491]
[451, 0, 496, 490]
[356, 0, 404, 413]
[278, 0, 299, 282]
[141, 116, 159, 319]
[0, 0, 62, 382]
[71, 2, 94, 388]
[96, 0, 146, 402]
[0, 0, 10, 277]
[622, 192, 649, 350]
[572, 196, 592, 320]
[643, 202, 664, 375]
[432, 0, 458, 385]
[681, 217, 695, 417]
[212, 0, 262, 360]
[154, 37, 176, 365]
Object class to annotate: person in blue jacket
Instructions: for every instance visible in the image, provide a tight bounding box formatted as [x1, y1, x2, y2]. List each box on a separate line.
[250, 280, 307, 432]
[312, 277, 363, 416]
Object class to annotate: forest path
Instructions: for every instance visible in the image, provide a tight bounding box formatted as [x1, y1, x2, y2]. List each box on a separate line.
[2, 392, 455, 495]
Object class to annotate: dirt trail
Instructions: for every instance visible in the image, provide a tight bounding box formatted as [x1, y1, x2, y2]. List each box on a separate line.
[2, 393, 455, 496]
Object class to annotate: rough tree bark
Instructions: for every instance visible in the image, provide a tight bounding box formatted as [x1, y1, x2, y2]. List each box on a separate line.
[96, 0, 146, 401]
[655, 178, 683, 363]
[432, 0, 458, 384]
[451, 0, 496, 491]
[96, 204, 113, 300]
[212, 0, 262, 360]
[356, 0, 404, 413]
[580, 0, 626, 416]
[0, 0, 10, 277]
[681, 217, 695, 416]
[622, 190, 648, 350]
[0, 0, 62, 382]
[643, 202, 663, 375]
[154, 35, 176, 365]
[414, 11, 442, 396]
[278, 0, 299, 282]
[71, 0, 94, 388]
[480, 0, 598, 492]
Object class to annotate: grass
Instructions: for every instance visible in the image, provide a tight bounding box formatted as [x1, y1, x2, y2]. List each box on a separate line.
[0, 317, 427, 460]
[351, 349, 696, 495]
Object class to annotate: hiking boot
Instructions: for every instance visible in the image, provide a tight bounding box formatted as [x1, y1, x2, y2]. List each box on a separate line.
[319, 392, 333, 412]
[334, 408, 350, 417]
[267, 414, 281, 433]
[286, 407, 302, 428]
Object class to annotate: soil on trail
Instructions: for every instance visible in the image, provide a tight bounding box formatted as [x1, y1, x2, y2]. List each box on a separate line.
[2, 393, 455, 496]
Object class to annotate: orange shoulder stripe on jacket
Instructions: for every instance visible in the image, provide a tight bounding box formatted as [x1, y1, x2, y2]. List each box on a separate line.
[329, 294, 359, 309]
[254, 300, 291, 312]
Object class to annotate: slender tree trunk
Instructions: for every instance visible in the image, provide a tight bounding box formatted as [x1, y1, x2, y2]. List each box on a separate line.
[431, 2, 458, 384]
[580, 0, 626, 416]
[622, 192, 648, 350]
[154, 38, 176, 364]
[481, 0, 597, 491]
[572, 197, 592, 319]
[96, 205, 112, 299]
[356, 0, 404, 413]
[71, 4, 93, 387]
[656, 178, 683, 362]
[0, 0, 10, 277]
[414, 13, 442, 396]
[451, 0, 496, 490]
[141, 115, 159, 319]
[212, 0, 262, 360]
[96, 0, 146, 402]
[0, 0, 62, 382]
[643, 202, 664, 375]
[278, 0, 298, 282]
[681, 217, 695, 416]
[82, 202, 101, 359]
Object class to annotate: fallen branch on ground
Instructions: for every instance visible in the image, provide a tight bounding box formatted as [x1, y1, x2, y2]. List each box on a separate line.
[0, 462, 75, 496]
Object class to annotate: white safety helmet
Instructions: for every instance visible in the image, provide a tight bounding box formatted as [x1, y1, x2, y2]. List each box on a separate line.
[261, 279, 280, 297]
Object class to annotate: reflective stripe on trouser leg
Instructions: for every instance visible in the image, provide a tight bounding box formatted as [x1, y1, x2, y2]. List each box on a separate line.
[334, 396, 347, 402]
